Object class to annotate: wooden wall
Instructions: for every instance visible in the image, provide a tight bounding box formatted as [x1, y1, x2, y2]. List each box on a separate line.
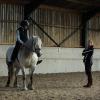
[0, 4, 100, 48]
[0, 4, 24, 44]
[88, 14, 100, 48]
[30, 6, 81, 47]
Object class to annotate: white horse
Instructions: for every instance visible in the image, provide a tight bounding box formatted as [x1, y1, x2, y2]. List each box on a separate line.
[6, 36, 42, 90]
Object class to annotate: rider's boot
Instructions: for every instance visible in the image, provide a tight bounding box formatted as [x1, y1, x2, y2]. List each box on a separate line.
[37, 60, 43, 65]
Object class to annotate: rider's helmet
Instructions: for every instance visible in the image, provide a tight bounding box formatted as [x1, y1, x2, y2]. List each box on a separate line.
[20, 20, 29, 29]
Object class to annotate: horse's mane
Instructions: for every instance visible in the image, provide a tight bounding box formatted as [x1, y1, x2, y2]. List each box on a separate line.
[24, 36, 41, 51]
[24, 38, 33, 49]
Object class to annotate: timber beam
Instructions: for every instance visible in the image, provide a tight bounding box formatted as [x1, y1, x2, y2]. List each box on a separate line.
[24, 0, 45, 19]
[81, 7, 100, 47]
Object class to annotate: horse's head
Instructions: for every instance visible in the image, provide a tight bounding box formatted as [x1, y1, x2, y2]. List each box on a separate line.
[24, 36, 42, 57]
[31, 36, 42, 57]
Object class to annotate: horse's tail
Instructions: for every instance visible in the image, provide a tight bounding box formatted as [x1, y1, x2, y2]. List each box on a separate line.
[6, 46, 14, 64]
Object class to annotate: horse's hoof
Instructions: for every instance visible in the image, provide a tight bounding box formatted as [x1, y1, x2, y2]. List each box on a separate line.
[14, 84, 20, 88]
[20, 86, 28, 91]
[29, 87, 33, 90]
[22, 87, 28, 91]
[24, 88, 28, 91]
[5, 84, 9, 87]
[23, 87, 28, 91]
[28, 84, 34, 90]
[28, 86, 33, 90]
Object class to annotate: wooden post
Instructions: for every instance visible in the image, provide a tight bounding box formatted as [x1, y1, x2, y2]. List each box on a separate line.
[80, 8, 100, 48]
[81, 15, 89, 48]
[24, 0, 44, 19]
[85, 22, 89, 48]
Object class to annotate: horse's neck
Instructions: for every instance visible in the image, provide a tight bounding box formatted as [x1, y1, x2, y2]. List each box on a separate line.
[20, 46, 33, 58]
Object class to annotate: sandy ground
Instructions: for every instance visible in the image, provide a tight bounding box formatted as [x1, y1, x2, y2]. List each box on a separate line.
[0, 72, 100, 100]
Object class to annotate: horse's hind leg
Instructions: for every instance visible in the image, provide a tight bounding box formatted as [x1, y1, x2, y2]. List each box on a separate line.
[6, 63, 13, 87]
[6, 66, 10, 87]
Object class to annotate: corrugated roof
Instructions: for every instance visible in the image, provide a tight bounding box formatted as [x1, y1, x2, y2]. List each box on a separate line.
[0, 0, 100, 12]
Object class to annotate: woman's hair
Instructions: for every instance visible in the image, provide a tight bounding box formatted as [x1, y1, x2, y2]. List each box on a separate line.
[88, 40, 94, 46]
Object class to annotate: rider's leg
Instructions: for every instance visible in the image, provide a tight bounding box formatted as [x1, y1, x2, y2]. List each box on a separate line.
[11, 41, 21, 64]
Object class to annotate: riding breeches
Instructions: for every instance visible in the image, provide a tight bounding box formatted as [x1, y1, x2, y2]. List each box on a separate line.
[84, 62, 93, 84]
[11, 41, 21, 62]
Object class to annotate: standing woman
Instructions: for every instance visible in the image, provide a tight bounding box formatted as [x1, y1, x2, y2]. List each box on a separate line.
[82, 40, 94, 88]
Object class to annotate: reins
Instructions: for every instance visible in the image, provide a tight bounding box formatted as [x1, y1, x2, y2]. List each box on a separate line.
[22, 44, 35, 52]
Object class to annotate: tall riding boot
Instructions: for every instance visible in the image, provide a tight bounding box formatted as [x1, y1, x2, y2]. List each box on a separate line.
[87, 74, 92, 86]
[10, 42, 21, 64]
[83, 73, 92, 88]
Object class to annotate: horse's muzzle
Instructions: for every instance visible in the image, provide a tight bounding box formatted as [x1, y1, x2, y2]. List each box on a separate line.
[36, 50, 42, 57]
[37, 52, 42, 57]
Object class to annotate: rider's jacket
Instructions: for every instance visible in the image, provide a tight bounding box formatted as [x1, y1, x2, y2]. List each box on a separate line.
[82, 45, 94, 65]
[16, 26, 28, 44]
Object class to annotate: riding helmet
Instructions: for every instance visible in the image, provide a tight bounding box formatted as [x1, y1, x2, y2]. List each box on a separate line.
[20, 20, 29, 27]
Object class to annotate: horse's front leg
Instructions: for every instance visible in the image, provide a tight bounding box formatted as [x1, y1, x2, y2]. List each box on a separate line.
[21, 67, 28, 90]
[28, 66, 35, 90]
[13, 67, 20, 88]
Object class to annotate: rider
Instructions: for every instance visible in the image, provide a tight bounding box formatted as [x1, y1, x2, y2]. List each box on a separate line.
[10, 20, 29, 64]
[10, 20, 42, 65]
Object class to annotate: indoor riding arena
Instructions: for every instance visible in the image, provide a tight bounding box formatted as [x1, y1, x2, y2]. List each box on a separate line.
[0, 0, 100, 100]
